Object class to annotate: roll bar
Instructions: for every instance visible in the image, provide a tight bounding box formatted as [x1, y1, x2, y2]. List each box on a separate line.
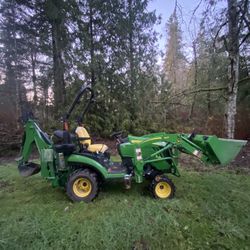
[63, 84, 94, 130]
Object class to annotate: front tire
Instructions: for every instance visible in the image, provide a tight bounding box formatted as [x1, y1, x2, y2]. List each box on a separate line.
[66, 169, 99, 202]
[150, 175, 175, 199]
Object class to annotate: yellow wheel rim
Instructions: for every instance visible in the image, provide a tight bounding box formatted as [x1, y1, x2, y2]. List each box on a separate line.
[155, 181, 171, 198]
[73, 177, 92, 198]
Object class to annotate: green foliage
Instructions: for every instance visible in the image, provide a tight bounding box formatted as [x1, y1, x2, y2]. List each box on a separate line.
[1, 162, 250, 249]
[192, 34, 228, 117]
[65, 0, 160, 136]
[0, 0, 161, 136]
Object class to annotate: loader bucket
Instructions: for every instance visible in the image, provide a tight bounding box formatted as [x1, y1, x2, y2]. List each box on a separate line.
[208, 138, 247, 165]
[18, 162, 40, 177]
[193, 135, 247, 165]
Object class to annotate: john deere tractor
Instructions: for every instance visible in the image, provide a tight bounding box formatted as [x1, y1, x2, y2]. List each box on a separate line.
[17, 85, 247, 202]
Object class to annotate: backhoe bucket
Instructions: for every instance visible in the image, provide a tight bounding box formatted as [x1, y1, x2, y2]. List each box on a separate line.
[18, 162, 41, 177]
[193, 135, 247, 165]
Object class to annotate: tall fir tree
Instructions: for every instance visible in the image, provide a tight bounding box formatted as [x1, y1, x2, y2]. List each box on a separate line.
[163, 2, 187, 93]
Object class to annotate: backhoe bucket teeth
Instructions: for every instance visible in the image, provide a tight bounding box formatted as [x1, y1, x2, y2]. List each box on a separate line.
[18, 162, 41, 177]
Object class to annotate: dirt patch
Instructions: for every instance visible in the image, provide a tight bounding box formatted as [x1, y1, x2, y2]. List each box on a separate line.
[228, 141, 250, 174]
[0, 156, 17, 165]
[0, 149, 39, 165]
[93, 137, 118, 155]
[231, 141, 250, 167]
[0, 180, 10, 188]
[180, 141, 250, 174]
[132, 237, 149, 250]
[0, 122, 22, 157]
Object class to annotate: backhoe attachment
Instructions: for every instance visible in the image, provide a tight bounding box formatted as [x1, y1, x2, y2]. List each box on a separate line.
[17, 118, 54, 178]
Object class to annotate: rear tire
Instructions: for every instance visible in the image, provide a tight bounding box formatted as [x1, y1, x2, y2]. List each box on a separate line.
[149, 175, 175, 199]
[66, 169, 99, 202]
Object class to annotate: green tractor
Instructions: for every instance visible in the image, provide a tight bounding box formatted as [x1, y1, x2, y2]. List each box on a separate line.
[17, 85, 247, 202]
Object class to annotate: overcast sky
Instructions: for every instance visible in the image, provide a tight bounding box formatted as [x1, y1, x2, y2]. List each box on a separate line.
[148, 0, 203, 60]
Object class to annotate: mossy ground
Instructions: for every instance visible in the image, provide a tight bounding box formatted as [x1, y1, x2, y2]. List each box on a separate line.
[0, 161, 250, 250]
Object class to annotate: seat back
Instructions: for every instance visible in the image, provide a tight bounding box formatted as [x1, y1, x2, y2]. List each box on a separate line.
[53, 130, 75, 155]
[54, 130, 73, 144]
[75, 126, 92, 146]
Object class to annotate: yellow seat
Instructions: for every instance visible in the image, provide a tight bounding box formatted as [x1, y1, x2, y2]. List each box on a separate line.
[87, 144, 108, 153]
[75, 126, 108, 153]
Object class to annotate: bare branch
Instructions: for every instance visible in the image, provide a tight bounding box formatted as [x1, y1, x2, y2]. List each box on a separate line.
[213, 21, 228, 48]
[238, 1, 250, 32]
[181, 86, 227, 96]
[192, 0, 203, 17]
[241, 14, 250, 31]
[238, 76, 250, 84]
[151, 101, 190, 107]
[239, 32, 250, 47]
[151, 86, 227, 105]
[189, 0, 203, 26]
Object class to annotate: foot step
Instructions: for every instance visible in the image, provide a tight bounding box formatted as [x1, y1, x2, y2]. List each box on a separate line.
[108, 163, 126, 174]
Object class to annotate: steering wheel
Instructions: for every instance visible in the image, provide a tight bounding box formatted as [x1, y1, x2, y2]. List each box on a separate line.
[110, 131, 123, 143]
[188, 131, 197, 141]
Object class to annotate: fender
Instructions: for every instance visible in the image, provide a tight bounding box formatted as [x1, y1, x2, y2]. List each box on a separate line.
[67, 154, 126, 180]
[67, 154, 108, 179]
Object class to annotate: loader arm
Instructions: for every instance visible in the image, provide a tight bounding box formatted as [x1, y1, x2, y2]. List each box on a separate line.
[125, 132, 247, 182]
[130, 134, 207, 180]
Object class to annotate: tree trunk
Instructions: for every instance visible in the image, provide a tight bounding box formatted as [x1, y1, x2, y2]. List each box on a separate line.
[207, 49, 215, 117]
[51, 17, 65, 114]
[225, 0, 239, 138]
[128, 0, 136, 118]
[12, 4, 21, 129]
[43, 86, 49, 127]
[31, 44, 37, 105]
[189, 40, 198, 119]
[128, 0, 135, 87]
[89, 3, 95, 87]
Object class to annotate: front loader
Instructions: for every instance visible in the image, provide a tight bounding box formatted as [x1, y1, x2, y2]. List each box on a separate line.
[17, 85, 247, 202]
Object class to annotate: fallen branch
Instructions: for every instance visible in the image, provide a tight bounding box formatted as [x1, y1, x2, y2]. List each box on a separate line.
[238, 76, 250, 84]
[182, 86, 227, 95]
[168, 86, 227, 100]
[150, 86, 227, 105]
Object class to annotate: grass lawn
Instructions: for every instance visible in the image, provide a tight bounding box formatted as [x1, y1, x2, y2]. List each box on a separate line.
[0, 161, 250, 250]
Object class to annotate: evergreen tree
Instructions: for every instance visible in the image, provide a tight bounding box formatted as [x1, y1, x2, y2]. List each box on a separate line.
[0, 0, 160, 135]
[163, 2, 187, 93]
[0, 0, 28, 125]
